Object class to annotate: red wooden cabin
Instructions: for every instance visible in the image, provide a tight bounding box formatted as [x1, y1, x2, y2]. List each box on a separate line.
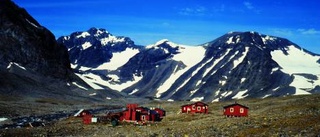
[119, 104, 165, 122]
[223, 103, 249, 117]
[181, 101, 208, 114]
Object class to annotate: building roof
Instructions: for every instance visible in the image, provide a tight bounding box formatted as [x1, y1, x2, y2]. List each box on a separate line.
[74, 109, 85, 116]
[181, 101, 208, 107]
[223, 103, 249, 109]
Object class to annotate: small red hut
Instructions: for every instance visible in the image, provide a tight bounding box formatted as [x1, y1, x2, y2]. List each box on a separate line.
[181, 101, 208, 114]
[223, 103, 249, 117]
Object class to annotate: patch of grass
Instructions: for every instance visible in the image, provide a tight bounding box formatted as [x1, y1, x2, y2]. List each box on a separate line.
[35, 98, 74, 105]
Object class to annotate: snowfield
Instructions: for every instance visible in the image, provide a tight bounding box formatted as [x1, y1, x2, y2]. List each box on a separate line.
[271, 45, 320, 74]
[96, 48, 139, 70]
[271, 45, 320, 95]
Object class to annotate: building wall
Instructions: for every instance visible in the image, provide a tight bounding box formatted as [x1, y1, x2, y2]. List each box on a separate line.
[224, 105, 248, 117]
[181, 104, 208, 114]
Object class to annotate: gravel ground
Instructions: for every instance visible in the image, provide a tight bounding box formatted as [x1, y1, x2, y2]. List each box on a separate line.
[1, 94, 320, 136]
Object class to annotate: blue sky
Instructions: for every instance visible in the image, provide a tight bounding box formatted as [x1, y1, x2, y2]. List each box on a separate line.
[13, 0, 320, 53]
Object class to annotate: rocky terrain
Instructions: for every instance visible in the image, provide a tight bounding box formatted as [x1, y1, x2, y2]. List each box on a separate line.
[1, 94, 320, 136]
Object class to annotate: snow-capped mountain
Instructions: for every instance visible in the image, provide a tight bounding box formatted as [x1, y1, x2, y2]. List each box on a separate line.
[161, 31, 320, 102]
[57, 28, 140, 68]
[60, 29, 320, 102]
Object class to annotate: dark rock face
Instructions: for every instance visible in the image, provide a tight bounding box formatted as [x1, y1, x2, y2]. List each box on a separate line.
[0, 0, 71, 79]
[0, 1, 99, 101]
[57, 28, 137, 68]
[119, 40, 181, 81]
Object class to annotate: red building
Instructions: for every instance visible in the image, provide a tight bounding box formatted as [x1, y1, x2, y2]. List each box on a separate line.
[223, 103, 249, 117]
[121, 104, 138, 121]
[120, 104, 165, 122]
[181, 101, 209, 114]
[82, 114, 93, 124]
[153, 108, 166, 120]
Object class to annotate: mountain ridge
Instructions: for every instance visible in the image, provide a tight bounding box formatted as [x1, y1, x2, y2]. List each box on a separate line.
[59, 28, 320, 102]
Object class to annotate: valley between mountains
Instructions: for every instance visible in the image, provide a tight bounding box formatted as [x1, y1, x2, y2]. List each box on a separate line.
[0, 0, 320, 136]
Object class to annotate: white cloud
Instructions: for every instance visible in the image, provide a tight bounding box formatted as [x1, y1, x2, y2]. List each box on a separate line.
[243, 1, 254, 10]
[178, 6, 207, 16]
[272, 29, 293, 36]
[297, 28, 320, 35]
[242, 1, 261, 14]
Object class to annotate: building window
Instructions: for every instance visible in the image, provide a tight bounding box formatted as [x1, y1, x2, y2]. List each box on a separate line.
[197, 106, 201, 111]
[141, 115, 146, 120]
[240, 108, 244, 113]
[183, 107, 186, 110]
[230, 108, 234, 113]
[192, 105, 196, 110]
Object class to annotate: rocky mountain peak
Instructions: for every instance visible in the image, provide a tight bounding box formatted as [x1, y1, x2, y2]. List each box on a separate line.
[145, 39, 182, 55]
[0, 0, 71, 79]
[205, 31, 299, 57]
[57, 28, 138, 68]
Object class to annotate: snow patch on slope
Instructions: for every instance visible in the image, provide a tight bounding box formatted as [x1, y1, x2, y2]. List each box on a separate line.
[96, 48, 139, 70]
[100, 36, 125, 46]
[26, 19, 39, 28]
[156, 46, 206, 97]
[73, 47, 140, 91]
[0, 118, 8, 122]
[72, 82, 88, 90]
[75, 74, 104, 90]
[232, 90, 248, 99]
[77, 72, 142, 91]
[226, 36, 234, 44]
[129, 89, 139, 95]
[271, 45, 320, 94]
[7, 62, 26, 70]
[271, 45, 320, 74]
[261, 35, 276, 44]
[82, 42, 92, 50]
[191, 97, 204, 102]
[232, 47, 249, 69]
[106, 74, 142, 91]
[76, 32, 90, 38]
[290, 75, 314, 95]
